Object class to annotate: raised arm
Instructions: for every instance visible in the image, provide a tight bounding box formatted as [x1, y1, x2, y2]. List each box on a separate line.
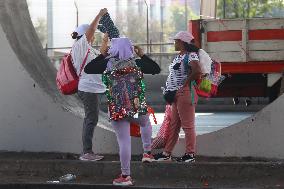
[85, 8, 108, 43]
[134, 46, 161, 75]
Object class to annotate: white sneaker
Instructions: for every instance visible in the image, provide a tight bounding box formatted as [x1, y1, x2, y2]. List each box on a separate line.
[79, 153, 104, 161]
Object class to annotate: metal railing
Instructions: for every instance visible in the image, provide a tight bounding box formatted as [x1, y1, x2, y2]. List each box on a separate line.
[44, 42, 175, 56]
[45, 42, 176, 74]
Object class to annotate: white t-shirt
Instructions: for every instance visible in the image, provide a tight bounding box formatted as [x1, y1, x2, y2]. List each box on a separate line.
[166, 52, 199, 91]
[71, 35, 106, 93]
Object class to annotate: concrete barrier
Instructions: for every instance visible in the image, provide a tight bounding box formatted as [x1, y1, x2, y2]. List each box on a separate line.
[0, 0, 284, 160]
[279, 70, 284, 96]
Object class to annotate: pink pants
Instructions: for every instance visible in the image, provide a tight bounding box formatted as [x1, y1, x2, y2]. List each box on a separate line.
[164, 86, 198, 154]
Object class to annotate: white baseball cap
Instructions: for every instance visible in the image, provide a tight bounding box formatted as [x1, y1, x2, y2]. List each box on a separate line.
[74, 24, 90, 36]
[172, 31, 194, 44]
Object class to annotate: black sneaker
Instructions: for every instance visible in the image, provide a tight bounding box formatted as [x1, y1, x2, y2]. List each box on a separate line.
[154, 152, 171, 162]
[176, 153, 195, 163]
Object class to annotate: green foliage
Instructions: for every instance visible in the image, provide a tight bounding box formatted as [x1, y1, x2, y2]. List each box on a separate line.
[217, 0, 284, 19]
[97, 2, 199, 53]
[114, 10, 174, 52]
[170, 5, 187, 31]
[115, 12, 147, 43]
[170, 3, 199, 32]
[168, 2, 199, 50]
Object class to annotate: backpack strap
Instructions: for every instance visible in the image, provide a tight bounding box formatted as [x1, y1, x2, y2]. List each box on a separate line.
[183, 53, 189, 72]
[78, 49, 90, 77]
[183, 53, 196, 105]
[190, 81, 197, 105]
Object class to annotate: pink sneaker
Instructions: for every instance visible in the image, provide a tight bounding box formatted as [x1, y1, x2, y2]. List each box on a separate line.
[79, 153, 104, 161]
[113, 174, 133, 186]
[142, 153, 155, 163]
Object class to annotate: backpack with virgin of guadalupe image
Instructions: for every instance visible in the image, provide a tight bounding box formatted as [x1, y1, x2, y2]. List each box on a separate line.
[102, 58, 148, 121]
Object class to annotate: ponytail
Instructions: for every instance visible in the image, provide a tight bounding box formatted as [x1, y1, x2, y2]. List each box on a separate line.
[71, 32, 83, 40]
[184, 40, 199, 53]
[71, 32, 78, 39]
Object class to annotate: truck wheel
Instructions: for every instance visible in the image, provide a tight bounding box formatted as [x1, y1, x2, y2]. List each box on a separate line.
[245, 98, 252, 107]
[233, 97, 240, 105]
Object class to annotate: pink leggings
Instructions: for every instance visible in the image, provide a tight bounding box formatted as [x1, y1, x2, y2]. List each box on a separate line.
[164, 86, 198, 154]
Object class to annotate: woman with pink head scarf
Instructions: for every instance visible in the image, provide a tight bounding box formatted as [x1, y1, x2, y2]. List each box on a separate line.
[85, 36, 160, 186]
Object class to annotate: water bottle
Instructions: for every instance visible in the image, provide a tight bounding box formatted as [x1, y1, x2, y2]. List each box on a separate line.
[59, 174, 76, 183]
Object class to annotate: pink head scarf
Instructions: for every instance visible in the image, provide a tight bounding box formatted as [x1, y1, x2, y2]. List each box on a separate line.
[108, 37, 134, 60]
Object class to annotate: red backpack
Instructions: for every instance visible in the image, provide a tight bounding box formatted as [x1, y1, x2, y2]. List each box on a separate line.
[56, 49, 89, 95]
[195, 60, 223, 98]
[184, 53, 224, 102]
